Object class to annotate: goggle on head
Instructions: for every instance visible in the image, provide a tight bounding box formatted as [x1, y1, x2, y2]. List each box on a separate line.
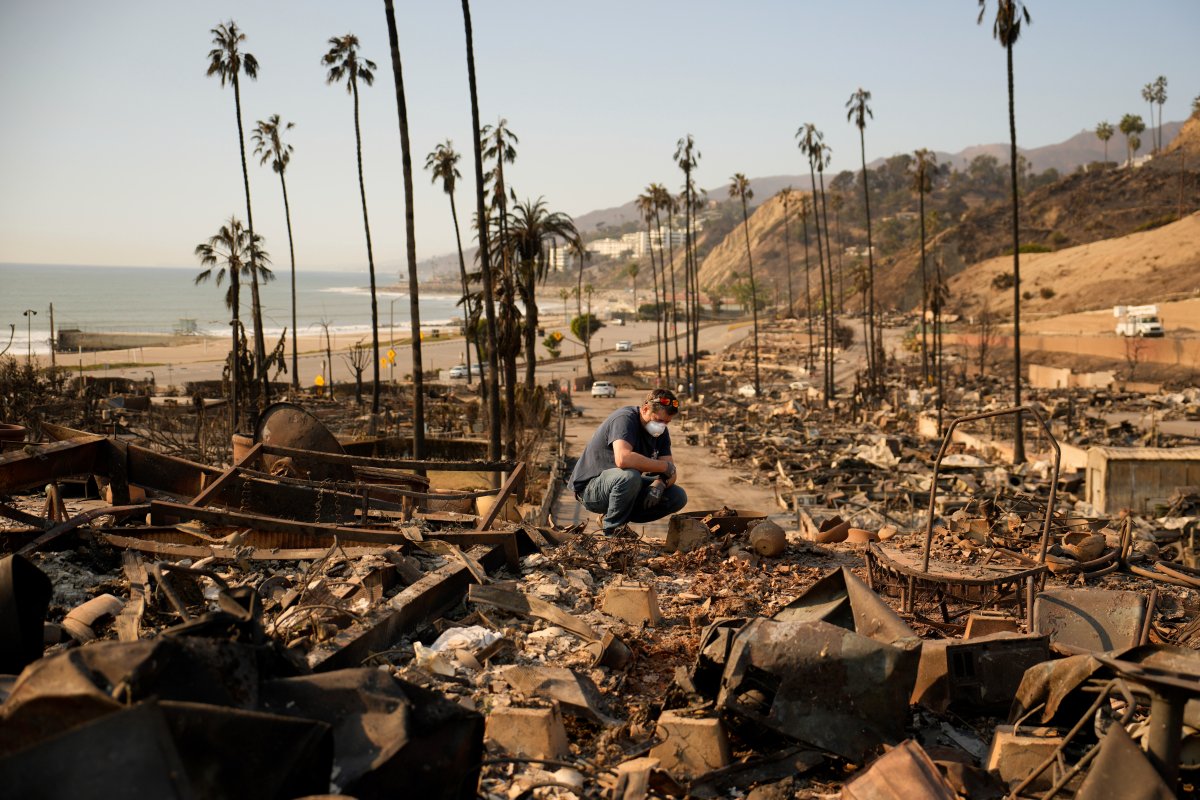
[649, 396, 680, 415]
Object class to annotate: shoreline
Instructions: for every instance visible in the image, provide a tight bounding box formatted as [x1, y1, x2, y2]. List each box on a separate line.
[44, 292, 643, 391]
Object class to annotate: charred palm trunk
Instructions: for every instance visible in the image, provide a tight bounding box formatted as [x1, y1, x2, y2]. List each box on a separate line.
[1007, 38, 1025, 463]
[801, 208, 814, 374]
[685, 186, 699, 399]
[741, 196, 760, 396]
[647, 219, 663, 384]
[462, 0, 502, 463]
[691, 207, 701, 397]
[494, 157, 517, 459]
[807, 170, 829, 408]
[919, 187, 930, 386]
[448, 193, 473, 385]
[686, 185, 696, 398]
[667, 216, 681, 388]
[228, 272, 241, 430]
[324, 327, 333, 400]
[233, 74, 270, 409]
[577, 252, 593, 383]
[523, 262, 538, 391]
[279, 172, 299, 392]
[818, 164, 836, 402]
[834, 206, 846, 313]
[350, 77, 382, 417]
[384, 0, 425, 456]
[935, 255, 945, 435]
[858, 127, 878, 395]
[782, 198, 794, 317]
[860, 259, 869, 376]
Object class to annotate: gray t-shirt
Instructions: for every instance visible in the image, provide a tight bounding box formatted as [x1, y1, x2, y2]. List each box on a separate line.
[570, 405, 672, 493]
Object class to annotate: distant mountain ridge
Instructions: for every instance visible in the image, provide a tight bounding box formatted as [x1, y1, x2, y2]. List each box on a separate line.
[569, 122, 1185, 234]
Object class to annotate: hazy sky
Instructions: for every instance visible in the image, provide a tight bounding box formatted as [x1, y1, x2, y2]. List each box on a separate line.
[2, 1, 1197, 273]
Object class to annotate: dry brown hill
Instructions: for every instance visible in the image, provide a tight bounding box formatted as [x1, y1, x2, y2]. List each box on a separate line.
[873, 163, 1200, 311]
[1158, 111, 1200, 166]
[697, 193, 796, 298]
[944, 211, 1200, 320]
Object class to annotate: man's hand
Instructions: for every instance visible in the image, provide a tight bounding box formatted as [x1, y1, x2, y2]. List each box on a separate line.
[661, 460, 677, 487]
[643, 478, 666, 509]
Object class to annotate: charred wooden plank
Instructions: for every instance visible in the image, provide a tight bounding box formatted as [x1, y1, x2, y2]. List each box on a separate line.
[96, 523, 410, 553]
[0, 437, 105, 495]
[260, 442, 516, 473]
[97, 531, 394, 562]
[0, 501, 49, 529]
[477, 462, 527, 531]
[424, 530, 520, 570]
[188, 442, 263, 508]
[16, 504, 149, 556]
[148, 499, 414, 547]
[120, 441, 222, 498]
[314, 543, 507, 672]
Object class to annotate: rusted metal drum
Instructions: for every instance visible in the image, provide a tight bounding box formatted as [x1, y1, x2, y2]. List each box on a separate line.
[254, 402, 353, 482]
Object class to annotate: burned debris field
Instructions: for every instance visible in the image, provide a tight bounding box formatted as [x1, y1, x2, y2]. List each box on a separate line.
[2, 316, 1199, 800]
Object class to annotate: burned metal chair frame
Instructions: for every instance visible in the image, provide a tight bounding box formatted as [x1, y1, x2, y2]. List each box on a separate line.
[867, 406, 1061, 626]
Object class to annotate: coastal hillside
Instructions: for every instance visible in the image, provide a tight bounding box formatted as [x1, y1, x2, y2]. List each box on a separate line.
[567, 121, 1187, 243]
[693, 163, 1200, 318]
[872, 160, 1200, 312]
[685, 108, 1200, 318]
[1158, 112, 1200, 164]
[695, 192, 801, 301]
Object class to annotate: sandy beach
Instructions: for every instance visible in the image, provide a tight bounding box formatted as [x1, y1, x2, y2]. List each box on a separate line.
[76, 291, 660, 391]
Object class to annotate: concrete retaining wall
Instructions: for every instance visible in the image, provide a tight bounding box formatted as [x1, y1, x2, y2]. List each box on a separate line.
[947, 332, 1200, 368]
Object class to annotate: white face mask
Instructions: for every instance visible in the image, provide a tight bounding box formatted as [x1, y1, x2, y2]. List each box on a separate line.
[644, 420, 667, 437]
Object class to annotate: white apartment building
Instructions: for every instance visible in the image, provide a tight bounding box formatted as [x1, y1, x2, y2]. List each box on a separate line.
[586, 238, 632, 259]
[586, 226, 689, 260]
[546, 246, 574, 272]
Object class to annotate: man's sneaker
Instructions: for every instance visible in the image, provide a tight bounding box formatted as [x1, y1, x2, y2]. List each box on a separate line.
[604, 524, 638, 539]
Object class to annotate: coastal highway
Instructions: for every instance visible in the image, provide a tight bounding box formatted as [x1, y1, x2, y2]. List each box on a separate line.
[96, 317, 756, 395]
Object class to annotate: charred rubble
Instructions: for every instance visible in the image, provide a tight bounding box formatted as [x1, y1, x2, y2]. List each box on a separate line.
[1, 325, 1199, 799]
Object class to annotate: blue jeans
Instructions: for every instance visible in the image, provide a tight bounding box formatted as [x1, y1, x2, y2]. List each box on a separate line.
[578, 468, 688, 532]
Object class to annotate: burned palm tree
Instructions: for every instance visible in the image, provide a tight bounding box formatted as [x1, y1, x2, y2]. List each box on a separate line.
[910, 148, 937, 385]
[382, 0, 426, 455]
[846, 87, 878, 391]
[978, 0, 1032, 462]
[425, 140, 476, 386]
[251, 114, 299, 392]
[323, 33, 384, 414]
[505, 198, 579, 391]
[194, 217, 272, 420]
[206, 20, 269, 415]
[460, 0, 501, 462]
[729, 173, 761, 395]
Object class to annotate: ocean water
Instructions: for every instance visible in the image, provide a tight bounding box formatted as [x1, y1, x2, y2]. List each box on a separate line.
[0, 263, 463, 356]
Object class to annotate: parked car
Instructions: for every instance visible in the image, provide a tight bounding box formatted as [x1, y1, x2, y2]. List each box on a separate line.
[591, 380, 617, 398]
[615, 340, 633, 352]
[448, 363, 485, 379]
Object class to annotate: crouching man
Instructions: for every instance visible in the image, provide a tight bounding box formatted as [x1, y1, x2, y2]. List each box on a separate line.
[570, 388, 688, 535]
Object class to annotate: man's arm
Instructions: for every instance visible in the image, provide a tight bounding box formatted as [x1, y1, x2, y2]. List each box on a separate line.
[661, 455, 677, 487]
[612, 439, 673, 475]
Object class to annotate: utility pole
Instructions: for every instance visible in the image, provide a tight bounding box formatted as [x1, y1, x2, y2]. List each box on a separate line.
[22, 309, 37, 363]
[48, 303, 56, 369]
